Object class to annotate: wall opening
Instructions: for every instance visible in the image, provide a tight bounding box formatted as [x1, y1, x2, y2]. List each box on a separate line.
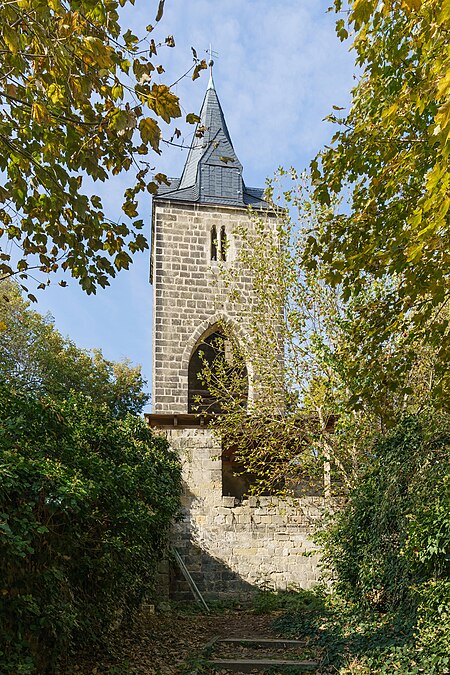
[188, 330, 248, 414]
[220, 225, 227, 261]
[222, 444, 254, 499]
[210, 225, 218, 261]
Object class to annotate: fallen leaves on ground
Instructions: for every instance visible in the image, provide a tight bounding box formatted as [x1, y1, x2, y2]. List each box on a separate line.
[63, 607, 281, 674]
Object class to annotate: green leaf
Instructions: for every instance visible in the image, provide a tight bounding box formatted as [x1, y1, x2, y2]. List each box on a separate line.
[111, 83, 124, 100]
[154, 173, 169, 185]
[47, 84, 65, 105]
[123, 29, 138, 47]
[351, 0, 376, 28]
[3, 25, 20, 53]
[122, 200, 138, 218]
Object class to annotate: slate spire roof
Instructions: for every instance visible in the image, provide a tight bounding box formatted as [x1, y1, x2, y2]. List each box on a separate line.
[154, 72, 268, 208]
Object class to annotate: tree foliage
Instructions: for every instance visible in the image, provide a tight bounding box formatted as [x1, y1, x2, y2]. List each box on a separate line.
[307, 0, 450, 405]
[202, 171, 440, 497]
[0, 0, 206, 294]
[201, 173, 388, 496]
[0, 283, 181, 673]
[0, 281, 148, 416]
[0, 385, 181, 674]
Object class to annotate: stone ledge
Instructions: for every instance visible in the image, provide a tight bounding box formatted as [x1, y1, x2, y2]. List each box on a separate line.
[145, 413, 213, 428]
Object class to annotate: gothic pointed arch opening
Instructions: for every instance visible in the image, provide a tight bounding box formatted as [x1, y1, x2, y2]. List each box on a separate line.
[188, 325, 248, 414]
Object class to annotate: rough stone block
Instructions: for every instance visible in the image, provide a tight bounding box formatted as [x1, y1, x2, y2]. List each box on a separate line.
[222, 496, 236, 508]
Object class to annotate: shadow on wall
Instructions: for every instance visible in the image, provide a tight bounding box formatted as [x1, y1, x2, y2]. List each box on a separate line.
[169, 483, 256, 601]
[167, 481, 324, 601]
[170, 541, 256, 601]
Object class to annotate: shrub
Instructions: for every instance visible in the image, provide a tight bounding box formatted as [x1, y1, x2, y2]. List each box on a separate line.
[0, 385, 181, 673]
[317, 414, 450, 670]
[413, 580, 450, 672]
[318, 415, 450, 605]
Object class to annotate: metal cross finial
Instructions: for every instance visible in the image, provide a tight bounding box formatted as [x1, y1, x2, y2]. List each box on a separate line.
[207, 44, 219, 73]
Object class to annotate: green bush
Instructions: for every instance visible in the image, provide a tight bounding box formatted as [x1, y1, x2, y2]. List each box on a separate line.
[252, 586, 325, 615]
[414, 580, 450, 671]
[315, 415, 450, 672]
[318, 416, 450, 609]
[0, 385, 181, 674]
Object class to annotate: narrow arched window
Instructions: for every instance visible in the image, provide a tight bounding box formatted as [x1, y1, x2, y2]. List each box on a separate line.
[220, 225, 227, 261]
[210, 225, 218, 261]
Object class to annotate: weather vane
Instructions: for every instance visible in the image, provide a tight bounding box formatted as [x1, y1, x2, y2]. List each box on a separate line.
[206, 44, 219, 74]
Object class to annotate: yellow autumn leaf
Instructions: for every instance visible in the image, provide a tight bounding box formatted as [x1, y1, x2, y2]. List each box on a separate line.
[437, 0, 450, 24]
[111, 83, 124, 101]
[406, 241, 425, 262]
[437, 69, 450, 100]
[436, 99, 450, 134]
[437, 196, 450, 220]
[351, 0, 376, 27]
[31, 102, 49, 123]
[408, 209, 422, 229]
[401, 0, 421, 12]
[68, 75, 82, 97]
[417, 220, 438, 239]
[139, 117, 161, 152]
[0, 321, 7, 332]
[426, 162, 447, 191]
[47, 83, 65, 105]
[82, 37, 114, 69]
[147, 84, 181, 124]
[381, 101, 399, 120]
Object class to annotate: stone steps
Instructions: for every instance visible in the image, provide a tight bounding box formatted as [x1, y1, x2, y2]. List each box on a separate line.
[208, 657, 319, 673]
[217, 637, 308, 648]
[204, 637, 319, 673]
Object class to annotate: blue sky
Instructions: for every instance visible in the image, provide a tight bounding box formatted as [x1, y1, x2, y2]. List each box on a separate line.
[31, 1, 356, 412]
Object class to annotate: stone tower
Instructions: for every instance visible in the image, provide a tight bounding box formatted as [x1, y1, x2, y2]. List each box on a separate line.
[148, 71, 322, 598]
[150, 70, 269, 414]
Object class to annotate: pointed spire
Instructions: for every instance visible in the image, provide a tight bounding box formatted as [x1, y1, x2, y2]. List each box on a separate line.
[177, 73, 243, 202]
[153, 67, 269, 208]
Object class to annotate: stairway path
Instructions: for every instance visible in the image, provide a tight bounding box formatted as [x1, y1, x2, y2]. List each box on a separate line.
[63, 608, 322, 674]
[202, 635, 320, 673]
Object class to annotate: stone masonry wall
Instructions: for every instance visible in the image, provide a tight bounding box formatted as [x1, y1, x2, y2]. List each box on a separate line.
[163, 426, 324, 599]
[151, 200, 276, 414]
[151, 199, 322, 598]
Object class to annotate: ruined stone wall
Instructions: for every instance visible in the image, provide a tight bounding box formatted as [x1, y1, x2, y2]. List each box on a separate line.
[163, 426, 324, 599]
[151, 200, 276, 414]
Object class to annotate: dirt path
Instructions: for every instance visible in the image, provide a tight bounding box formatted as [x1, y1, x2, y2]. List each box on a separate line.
[69, 610, 283, 674]
[140, 611, 280, 674]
